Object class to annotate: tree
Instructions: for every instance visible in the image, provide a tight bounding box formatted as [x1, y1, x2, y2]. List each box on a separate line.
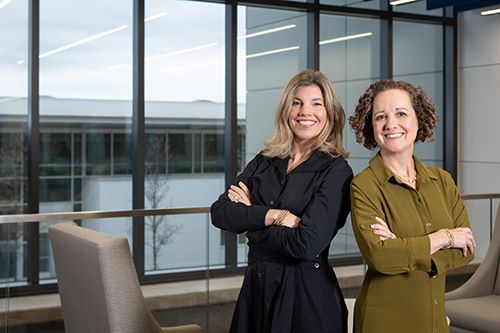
[0, 131, 25, 281]
[144, 135, 179, 271]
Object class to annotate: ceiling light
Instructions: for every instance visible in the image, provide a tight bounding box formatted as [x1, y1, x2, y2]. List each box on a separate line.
[481, 8, 500, 16]
[238, 24, 296, 40]
[145, 12, 166, 22]
[146, 42, 218, 62]
[320, 32, 372, 45]
[246, 45, 299, 59]
[39, 25, 127, 58]
[17, 14, 163, 63]
[0, 0, 12, 11]
[390, 0, 417, 5]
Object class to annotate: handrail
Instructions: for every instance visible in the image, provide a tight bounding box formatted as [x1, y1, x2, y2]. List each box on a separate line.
[462, 193, 500, 200]
[462, 193, 500, 241]
[0, 207, 210, 224]
[1, 193, 498, 224]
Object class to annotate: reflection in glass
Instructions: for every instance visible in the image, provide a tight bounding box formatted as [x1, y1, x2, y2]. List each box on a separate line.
[39, 0, 133, 281]
[321, 0, 382, 10]
[145, 0, 226, 273]
[391, 0, 443, 16]
[0, 0, 28, 285]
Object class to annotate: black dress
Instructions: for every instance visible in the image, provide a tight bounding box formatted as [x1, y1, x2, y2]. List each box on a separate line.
[211, 150, 353, 333]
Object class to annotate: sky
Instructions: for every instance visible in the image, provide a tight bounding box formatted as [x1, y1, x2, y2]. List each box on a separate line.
[0, 0, 248, 103]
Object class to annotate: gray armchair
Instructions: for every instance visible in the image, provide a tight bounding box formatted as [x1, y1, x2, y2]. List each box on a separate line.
[446, 204, 500, 333]
[49, 222, 203, 333]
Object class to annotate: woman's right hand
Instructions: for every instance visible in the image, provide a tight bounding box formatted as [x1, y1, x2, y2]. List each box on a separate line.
[429, 227, 475, 256]
[448, 227, 476, 256]
[228, 181, 252, 206]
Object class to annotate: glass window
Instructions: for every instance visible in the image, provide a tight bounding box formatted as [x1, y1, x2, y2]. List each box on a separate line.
[144, 0, 225, 274]
[193, 133, 202, 173]
[393, 21, 443, 166]
[145, 133, 167, 175]
[40, 133, 72, 176]
[39, 0, 133, 281]
[40, 178, 71, 202]
[203, 133, 224, 173]
[86, 133, 111, 175]
[321, 14, 381, 175]
[168, 133, 192, 174]
[391, 0, 443, 16]
[0, 0, 28, 286]
[113, 132, 132, 175]
[321, 0, 383, 10]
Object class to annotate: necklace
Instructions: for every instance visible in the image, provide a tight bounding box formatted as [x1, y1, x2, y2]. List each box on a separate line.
[396, 174, 417, 183]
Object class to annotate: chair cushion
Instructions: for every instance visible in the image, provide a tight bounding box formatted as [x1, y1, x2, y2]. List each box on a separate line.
[446, 295, 500, 333]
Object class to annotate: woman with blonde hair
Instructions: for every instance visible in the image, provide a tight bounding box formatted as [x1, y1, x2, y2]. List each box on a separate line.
[211, 69, 353, 333]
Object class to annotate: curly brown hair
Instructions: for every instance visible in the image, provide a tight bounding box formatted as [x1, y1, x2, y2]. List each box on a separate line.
[349, 80, 438, 150]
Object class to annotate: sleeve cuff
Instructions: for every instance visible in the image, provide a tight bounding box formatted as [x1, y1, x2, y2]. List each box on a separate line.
[411, 236, 432, 272]
[246, 205, 269, 230]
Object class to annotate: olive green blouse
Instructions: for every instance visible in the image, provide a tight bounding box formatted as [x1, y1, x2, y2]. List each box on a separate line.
[350, 154, 473, 333]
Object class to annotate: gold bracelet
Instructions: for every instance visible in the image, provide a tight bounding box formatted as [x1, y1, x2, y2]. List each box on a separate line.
[443, 229, 454, 248]
[273, 209, 289, 226]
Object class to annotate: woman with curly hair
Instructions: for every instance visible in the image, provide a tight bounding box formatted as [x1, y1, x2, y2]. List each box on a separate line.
[349, 80, 476, 333]
[211, 69, 353, 333]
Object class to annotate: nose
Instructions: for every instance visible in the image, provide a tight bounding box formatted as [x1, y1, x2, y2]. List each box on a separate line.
[383, 114, 397, 130]
[297, 103, 313, 115]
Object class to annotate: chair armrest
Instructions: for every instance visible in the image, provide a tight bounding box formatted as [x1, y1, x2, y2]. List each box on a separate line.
[162, 324, 203, 333]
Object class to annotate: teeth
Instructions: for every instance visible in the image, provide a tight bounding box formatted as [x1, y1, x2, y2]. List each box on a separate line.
[385, 133, 403, 138]
[298, 120, 316, 126]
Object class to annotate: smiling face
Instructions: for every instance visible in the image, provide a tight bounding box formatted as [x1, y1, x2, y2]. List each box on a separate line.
[372, 89, 419, 156]
[288, 84, 328, 147]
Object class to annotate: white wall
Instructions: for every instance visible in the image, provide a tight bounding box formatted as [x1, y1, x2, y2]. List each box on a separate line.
[458, 9, 500, 259]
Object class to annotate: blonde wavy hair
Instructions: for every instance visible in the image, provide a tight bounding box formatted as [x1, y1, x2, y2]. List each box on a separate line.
[263, 69, 348, 159]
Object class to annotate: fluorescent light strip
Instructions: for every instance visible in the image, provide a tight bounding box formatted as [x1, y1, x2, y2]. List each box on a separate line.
[146, 42, 218, 62]
[0, 0, 12, 11]
[145, 12, 166, 22]
[237, 24, 296, 40]
[319, 32, 372, 45]
[481, 8, 500, 16]
[39, 25, 127, 58]
[246, 45, 299, 59]
[390, 0, 417, 5]
[20, 14, 162, 63]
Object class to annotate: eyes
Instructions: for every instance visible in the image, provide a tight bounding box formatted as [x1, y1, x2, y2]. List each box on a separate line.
[292, 99, 324, 107]
[373, 111, 408, 121]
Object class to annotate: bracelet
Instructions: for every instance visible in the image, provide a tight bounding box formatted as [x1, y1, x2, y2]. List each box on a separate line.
[273, 210, 289, 226]
[443, 229, 454, 249]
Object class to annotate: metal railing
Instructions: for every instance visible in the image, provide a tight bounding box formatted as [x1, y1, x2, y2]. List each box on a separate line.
[0, 207, 210, 224]
[462, 193, 500, 240]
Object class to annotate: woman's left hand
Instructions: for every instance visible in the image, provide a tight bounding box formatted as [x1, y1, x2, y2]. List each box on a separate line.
[371, 216, 396, 241]
[228, 181, 252, 206]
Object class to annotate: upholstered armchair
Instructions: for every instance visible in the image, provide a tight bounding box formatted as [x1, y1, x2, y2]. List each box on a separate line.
[446, 204, 500, 333]
[49, 222, 203, 333]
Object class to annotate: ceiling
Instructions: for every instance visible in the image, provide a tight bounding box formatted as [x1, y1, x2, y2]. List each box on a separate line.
[427, 0, 500, 11]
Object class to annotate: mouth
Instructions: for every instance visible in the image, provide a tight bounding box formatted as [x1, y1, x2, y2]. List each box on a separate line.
[384, 132, 404, 139]
[296, 119, 318, 128]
